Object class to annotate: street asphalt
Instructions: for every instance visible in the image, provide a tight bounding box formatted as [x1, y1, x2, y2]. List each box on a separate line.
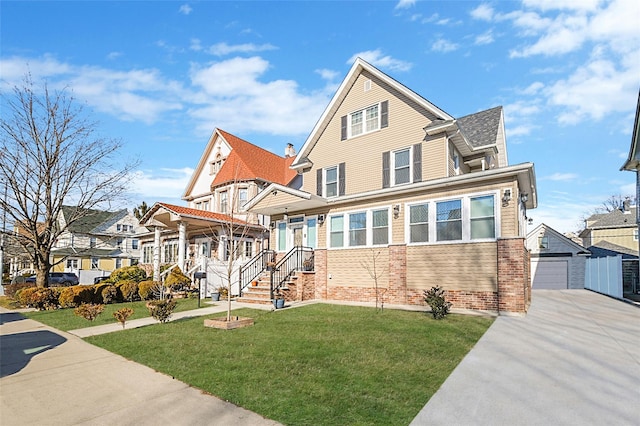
[411, 289, 640, 426]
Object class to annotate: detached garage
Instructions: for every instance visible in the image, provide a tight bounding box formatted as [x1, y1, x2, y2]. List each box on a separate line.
[526, 224, 590, 289]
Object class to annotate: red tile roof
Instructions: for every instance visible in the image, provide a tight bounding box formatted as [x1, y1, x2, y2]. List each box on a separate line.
[212, 129, 297, 188]
[155, 202, 259, 227]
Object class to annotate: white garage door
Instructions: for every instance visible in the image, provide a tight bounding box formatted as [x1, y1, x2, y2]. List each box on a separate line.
[531, 259, 568, 289]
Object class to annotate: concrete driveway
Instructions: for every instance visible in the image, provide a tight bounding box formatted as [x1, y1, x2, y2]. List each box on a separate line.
[0, 309, 281, 426]
[411, 290, 640, 426]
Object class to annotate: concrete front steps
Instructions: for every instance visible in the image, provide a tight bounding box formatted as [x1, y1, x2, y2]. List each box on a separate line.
[236, 272, 296, 306]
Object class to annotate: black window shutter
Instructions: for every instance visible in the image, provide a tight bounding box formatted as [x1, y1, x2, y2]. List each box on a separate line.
[381, 101, 388, 128]
[341, 115, 347, 141]
[382, 151, 390, 188]
[339, 162, 346, 196]
[316, 169, 323, 196]
[413, 143, 422, 183]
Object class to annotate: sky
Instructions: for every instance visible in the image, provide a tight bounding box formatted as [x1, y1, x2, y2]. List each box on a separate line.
[1, 0, 639, 234]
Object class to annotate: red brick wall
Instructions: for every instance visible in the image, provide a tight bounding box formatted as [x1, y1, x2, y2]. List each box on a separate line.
[388, 244, 407, 304]
[497, 237, 530, 313]
[314, 249, 328, 300]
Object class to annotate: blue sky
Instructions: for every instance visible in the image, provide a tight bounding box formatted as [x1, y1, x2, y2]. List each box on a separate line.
[1, 0, 638, 234]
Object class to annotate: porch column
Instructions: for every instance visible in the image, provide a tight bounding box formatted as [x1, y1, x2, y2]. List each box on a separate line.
[153, 226, 161, 282]
[178, 221, 187, 271]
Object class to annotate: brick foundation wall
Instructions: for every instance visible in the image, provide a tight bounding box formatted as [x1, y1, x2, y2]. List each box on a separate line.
[388, 245, 407, 304]
[497, 237, 530, 313]
[314, 249, 328, 300]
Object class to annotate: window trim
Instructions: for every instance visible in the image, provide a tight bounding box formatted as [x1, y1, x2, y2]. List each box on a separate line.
[392, 147, 412, 186]
[326, 207, 391, 250]
[348, 102, 381, 139]
[405, 191, 499, 246]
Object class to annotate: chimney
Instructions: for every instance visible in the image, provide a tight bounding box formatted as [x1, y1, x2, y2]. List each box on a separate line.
[623, 197, 631, 213]
[285, 143, 296, 158]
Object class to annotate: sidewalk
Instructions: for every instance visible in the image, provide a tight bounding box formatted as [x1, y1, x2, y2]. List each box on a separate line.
[0, 303, 281, 426]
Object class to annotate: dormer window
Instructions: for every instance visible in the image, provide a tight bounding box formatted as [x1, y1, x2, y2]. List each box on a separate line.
[209, 154, 224, 175]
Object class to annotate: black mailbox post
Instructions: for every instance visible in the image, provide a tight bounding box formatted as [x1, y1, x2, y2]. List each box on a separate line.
[194, 272, 207, 307]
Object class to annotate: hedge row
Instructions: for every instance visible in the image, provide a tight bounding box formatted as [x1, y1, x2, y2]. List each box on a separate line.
[15, 280, 163, 310]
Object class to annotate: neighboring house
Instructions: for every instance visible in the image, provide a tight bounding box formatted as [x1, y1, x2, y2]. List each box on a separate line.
[51, 206, 145, 283]
[138, 129, 298, 284]
[246, 58, 537, 314]
[526, 223, 589, 290]
[579, 203, 638, 252]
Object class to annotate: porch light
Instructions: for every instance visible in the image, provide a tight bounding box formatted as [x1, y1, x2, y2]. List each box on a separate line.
[520, 193, 529, 203]
[502, 189, 512, 204]
[393, 204, 400, 218]
[318, 214, 325, 225]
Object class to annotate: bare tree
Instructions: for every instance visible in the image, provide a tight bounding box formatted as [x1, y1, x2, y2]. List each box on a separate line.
[360, 248, 388, 311]
[133, 201, 149, 220]
[0, 75, 138, 287]
[595, 194, 636, 213]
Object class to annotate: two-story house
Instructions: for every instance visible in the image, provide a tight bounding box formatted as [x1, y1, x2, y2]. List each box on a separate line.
[579, 201, 639, 252]
[246, 58, 537, 313]
[137, 129, 297, 285]
[51, 206, 145, 283]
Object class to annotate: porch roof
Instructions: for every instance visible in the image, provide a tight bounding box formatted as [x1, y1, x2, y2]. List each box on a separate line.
[244, 183, 327, 216]
[139, 202, 266, 232]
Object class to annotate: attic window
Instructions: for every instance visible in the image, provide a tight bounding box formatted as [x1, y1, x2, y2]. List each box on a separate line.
[364, 79, 372, 92]
[539, 236, 549, 249]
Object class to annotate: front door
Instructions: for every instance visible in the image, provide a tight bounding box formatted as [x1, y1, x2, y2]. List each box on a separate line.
[293, 226, 303, 247]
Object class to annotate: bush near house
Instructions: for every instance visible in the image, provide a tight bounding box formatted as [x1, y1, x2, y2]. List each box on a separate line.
[117, 280, 139, 302]
[108, 266, 147, 284]
[164, 267, 191, 292]
[138, 280, 161, 300]
[147, 299, 177, 323]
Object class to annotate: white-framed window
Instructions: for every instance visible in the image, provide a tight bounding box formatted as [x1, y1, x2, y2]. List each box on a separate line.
[470, 195, 495, 239]
[437, 199, 462, 241]
[245, 241, 253, 258]
[307, 217, 317, 249]
[202, 200, 209, 211]
[349, 212, 367, 247]
[372, 209, 389, 245]
[220, 191, 228, 214]
[91, 257, 99, 270]
[634, 229, 639, 241]
[406, 192, 498, 245]
[539, 235, 549, 249]
[409, 204, 429, 243]
[277, 222, 287, 252]
[349, 104, 380, 137]
[143, 245, 153, 263]
[115, 258, 122, 269]
[163, 240, 179, 263]
[393, 148, 411, 185]
[116, 224, 122, 231]
[328, 207, 391, 249]
[325, 166, 338, 198]
[66, 258, 78, 270]
[329, 215, 344, 248]
[195, 202, 201, 210]
[131, 239, 139, 250]
[238, 188, 248, 210]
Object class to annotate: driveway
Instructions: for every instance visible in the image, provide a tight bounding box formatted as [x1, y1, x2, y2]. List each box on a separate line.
[0, 308, 281, 426]
[411, 290, 640, 426]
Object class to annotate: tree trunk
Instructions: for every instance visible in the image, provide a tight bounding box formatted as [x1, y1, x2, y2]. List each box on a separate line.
[36, 265, 49, 288]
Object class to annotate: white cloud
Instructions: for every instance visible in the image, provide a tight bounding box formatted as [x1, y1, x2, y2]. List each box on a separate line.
[395, 0, 416, 10]
[347, 50, 412, 72]
[474, 30, 495, 45]
[520, 81, 544, 95]
[190, 38, 203, 51]
[130, 168, 193, 201]
[470, 4, 494, 21]
[523, 0, 603, 12]
[315, 68, 339, 81]
[107, 52, 122, 60]
[206, 42, 277, 56]
[543, 173, 579, 181]
[179, 4, 192, 15]
[431, 38, 459, 53]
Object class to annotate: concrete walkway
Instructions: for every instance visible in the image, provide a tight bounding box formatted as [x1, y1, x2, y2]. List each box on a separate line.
[0, 303, 281, 426]
[411, 290, 640, 426]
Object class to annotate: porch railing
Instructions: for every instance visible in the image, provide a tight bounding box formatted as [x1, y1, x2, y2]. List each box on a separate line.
[271, 246, 314, 299]
[238, 249, 276, 296]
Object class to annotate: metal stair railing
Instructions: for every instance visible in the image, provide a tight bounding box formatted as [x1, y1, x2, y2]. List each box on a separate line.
[270, 246, 314, 299]
[238, 249, 276, 296]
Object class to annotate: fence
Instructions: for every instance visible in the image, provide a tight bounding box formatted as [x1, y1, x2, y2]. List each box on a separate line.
[585, 255, 622, 299]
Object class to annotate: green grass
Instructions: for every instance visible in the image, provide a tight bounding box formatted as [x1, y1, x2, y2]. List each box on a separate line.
[0, 295, 21, 310]
[86, 304, 493, 425]
[23, 298, 210, 331]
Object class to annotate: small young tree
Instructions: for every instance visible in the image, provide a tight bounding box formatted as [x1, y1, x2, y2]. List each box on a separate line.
[74, 303, 105, 322]
[360, 248, 388, 311]
[423, 286, 452, 320]
[113, 307, 134, 329]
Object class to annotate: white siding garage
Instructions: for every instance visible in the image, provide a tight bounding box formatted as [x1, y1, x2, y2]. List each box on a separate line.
[526, 224, 590, 290]
[531, 259, 568, 289]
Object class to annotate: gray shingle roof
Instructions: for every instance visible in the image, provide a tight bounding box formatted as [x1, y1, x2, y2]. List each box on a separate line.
[456, 106, 502, 149]
[586, 207, 637, 229]
[61, 206, 120, 233]
[587, 241, 638, 259]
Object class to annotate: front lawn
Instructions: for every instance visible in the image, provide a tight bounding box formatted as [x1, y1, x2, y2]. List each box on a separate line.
[23, 298, 209, 331]
[86, 304, 493, 425]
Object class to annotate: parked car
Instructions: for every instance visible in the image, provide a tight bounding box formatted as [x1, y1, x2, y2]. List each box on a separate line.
[25, 272, 79, 286]
[93, 275, 110, 284]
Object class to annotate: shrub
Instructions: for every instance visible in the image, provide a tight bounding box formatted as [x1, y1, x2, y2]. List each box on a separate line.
[76, 285, 97, 304]
[423, 286, 452, 320]
[74, 303, 105, 321]
[109, 266, 147, 284]
[113, 307, 134, 329]
[3, 282, 35, 299]
[119, 280, 139, 302]
[165, 267, 191, 291]
[138, 280, 161, 300]
[101, 285, 117, 304]
[58, 287, 77, 308]
[26, 287, 59, 310]
[17, 287, 39, 307]
[147, 299, 177, 323]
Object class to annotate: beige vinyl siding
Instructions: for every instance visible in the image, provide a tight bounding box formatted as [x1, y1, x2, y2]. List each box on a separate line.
[406, 242, 497, 292]
[589, 227, 638, 251]
[303, 71, 446, 196]
[325, 248, 390, 288]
